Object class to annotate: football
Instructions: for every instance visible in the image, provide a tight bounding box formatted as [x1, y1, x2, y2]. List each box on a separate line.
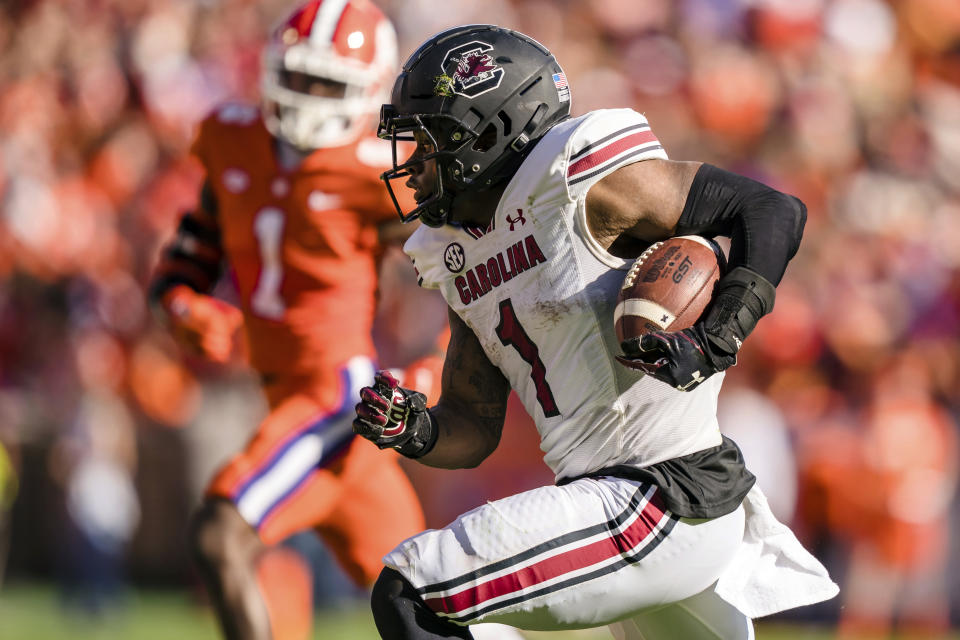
[614, 235, 724, 342]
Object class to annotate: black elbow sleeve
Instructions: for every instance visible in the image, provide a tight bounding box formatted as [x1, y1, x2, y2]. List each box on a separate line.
[675, 164, 806, 354]
[675, 163, 806, 286]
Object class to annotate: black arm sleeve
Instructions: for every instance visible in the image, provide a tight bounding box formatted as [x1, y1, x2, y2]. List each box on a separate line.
[674, 163, 806, 286]
[147, 181, 224, 306]
[675, 164, 806, 354]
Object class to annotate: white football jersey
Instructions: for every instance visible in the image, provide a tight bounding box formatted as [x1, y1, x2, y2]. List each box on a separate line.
[404, 108, 724, 481]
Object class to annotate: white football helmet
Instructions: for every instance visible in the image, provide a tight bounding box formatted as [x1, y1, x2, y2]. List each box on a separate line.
[261, 0, 398, 150]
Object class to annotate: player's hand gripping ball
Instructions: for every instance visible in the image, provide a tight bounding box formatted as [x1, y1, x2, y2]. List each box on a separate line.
[615, 236, 734, 391]
[353, 371, 437, 458]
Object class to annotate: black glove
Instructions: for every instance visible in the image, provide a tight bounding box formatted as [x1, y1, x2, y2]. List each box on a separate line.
[617, 267, 777, 392]
[618, 324, 736, 391]
[353, 370, 437, 458]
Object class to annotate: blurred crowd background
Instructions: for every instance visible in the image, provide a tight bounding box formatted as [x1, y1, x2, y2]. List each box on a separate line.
[1, 0, 960, 637]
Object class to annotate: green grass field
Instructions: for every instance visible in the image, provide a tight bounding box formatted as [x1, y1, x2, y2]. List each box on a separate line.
[0, 582, 946, 640]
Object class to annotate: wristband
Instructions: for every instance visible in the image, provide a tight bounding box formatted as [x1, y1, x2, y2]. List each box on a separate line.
[702, 267, 776, 354]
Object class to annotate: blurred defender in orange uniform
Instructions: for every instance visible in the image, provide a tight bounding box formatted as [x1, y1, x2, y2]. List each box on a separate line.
[800, 350, 959, 639]
[148, 2, 427, 638]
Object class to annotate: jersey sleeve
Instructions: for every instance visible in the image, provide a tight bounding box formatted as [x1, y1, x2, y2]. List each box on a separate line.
[564, 109, 667, 200]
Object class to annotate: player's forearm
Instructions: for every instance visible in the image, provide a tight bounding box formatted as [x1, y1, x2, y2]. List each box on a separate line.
[416, 400, 506, 469]
[404, 308, 509, 468]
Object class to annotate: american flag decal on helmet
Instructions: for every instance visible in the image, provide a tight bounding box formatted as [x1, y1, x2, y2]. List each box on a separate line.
[553, 72, 570, 103]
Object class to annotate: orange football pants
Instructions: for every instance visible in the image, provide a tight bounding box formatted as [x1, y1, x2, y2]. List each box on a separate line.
[207, 357, 425, 586]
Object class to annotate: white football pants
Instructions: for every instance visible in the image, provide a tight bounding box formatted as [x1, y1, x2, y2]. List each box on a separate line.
[383, 476, 749, 636]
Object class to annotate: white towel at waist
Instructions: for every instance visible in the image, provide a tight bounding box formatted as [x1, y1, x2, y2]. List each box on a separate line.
[714, 484, 839, 618]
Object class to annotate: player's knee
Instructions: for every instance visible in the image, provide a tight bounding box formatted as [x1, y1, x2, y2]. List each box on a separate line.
[370, 567, 406, 615]
[371, 568, 473, 639]
[189, 499, 257, 570]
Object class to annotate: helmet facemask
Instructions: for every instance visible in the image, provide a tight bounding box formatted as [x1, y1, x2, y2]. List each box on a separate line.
[378, 109, 486, 227]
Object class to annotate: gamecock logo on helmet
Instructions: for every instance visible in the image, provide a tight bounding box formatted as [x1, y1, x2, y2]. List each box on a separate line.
[436, 41, 504, 99]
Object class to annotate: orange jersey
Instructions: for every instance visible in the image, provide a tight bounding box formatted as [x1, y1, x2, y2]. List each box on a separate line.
[191, 102, 411, 381]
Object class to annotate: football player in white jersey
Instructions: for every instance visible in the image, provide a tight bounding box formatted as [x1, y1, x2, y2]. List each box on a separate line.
[353, 25, 838, 640]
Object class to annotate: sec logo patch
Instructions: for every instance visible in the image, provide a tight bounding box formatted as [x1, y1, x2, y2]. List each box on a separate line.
[444, 243, 465, 273]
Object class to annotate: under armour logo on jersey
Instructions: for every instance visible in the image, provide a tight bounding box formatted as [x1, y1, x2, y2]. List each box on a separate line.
[444, 242, 465, 273]
[506, 209, 526, 231]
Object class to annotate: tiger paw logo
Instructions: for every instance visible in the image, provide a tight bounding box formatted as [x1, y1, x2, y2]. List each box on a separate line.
[437, 41, 504, 98]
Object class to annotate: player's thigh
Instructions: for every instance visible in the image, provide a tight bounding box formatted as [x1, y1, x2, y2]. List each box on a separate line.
[317, 443, 426, 587]
[206, 378, 364, 545]
[609, 587, 755, 640]
[384, 476, 745, 631]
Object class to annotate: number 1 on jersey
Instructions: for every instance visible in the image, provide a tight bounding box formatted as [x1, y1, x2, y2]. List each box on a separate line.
[495, 298, 560, 417]
[251, 207, 286, 319]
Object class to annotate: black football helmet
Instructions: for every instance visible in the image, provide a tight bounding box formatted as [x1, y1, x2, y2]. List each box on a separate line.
[378, 25, 571, 227]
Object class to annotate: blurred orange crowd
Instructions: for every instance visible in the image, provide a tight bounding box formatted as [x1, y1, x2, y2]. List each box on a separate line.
[1, 0, 960, 636]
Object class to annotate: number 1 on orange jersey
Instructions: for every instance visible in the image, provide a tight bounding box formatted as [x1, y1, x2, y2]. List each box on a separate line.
[251, 206, 286, 319]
